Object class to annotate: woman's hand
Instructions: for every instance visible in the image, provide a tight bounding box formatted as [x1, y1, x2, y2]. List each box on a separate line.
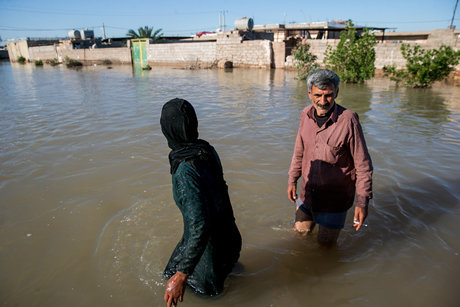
[164, 271, 188, 307]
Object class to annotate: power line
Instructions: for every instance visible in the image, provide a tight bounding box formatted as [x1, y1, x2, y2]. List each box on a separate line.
[357, 18, 456, 24]
[0, 25, 100, 31]
[0, 6, 220, 17]
[450, 0, 459, 28]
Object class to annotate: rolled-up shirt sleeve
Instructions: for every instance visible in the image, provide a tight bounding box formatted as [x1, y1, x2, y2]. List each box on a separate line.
[349, 113, 373, 207]
[288, 113, 305, 186]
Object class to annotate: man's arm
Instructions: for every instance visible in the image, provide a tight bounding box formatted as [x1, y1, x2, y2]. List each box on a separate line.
[349, 113, 373, 230]
[353, 206, 368, 231]
[287, 113, 305, 202]
[287, 184, 297, 203]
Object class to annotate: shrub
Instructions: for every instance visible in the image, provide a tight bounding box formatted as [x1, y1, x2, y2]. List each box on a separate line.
[34, 59, 43, 66]
[383, 44, 460, 88]
[65, 56, 83, 68]
[17, 56, 26, 63]
[46, 58, 59, 66]
[324, 20, 377, 83]
[293, 42, 319, 80]
[102, 59, 112, 65]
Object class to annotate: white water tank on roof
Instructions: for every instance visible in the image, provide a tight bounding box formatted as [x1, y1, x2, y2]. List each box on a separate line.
[80, 29, 94, 40]
[68, 30, 81, 40]
[234, 17, 254, 31]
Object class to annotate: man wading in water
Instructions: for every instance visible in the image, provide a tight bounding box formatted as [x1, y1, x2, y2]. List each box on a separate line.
[160, 98, 241, 307]
[287, 69, 373, 244]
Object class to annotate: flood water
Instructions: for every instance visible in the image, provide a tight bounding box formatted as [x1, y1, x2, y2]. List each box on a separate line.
[1, 61, 459, 306]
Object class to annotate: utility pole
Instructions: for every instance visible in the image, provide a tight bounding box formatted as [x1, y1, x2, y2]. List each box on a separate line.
[219, 12, 222, 32]
[450, 0, 459, 29]
[220, 10, 227, 32]
[102, 23, 106, 39]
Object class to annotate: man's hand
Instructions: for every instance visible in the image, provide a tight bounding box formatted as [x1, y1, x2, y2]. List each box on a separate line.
[164, 271, 188, 307]
[353, 206, 368, 231]
[287, 184, 297, 203]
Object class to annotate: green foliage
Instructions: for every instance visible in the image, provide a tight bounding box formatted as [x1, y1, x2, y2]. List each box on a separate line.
[46, 58, 59, 66]
[34, 59, 43, 66]
[65, 56, 83, 68]
[17, 56, 26, 63]
[102, 59, 112, 65]
[293, 42, 319, 80]
[127, 26, 163, 40]
[324, 20, 377, 83]
[383, 44, 460, 88]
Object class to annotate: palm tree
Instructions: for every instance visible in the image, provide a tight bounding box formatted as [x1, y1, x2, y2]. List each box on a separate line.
[126, 26, 163, 41]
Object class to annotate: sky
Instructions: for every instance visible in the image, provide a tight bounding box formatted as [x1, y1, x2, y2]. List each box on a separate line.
[0, 0, 458, 42]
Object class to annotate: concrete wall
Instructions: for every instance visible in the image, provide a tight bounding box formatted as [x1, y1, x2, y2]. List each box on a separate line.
[29, 45, 58, 61]
[285, 29, 460, 70]
[56, 46, 131, 64]
[6, 40, 30, 61]
[7, 29, 459, 71]
[148, 41, 216, 65]
[7, 40, 131, 64]
[273, 42, 286, 68]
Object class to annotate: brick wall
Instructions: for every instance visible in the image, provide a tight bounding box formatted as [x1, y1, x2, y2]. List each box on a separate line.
[216, 31, 273, 68]
[286, 40, 414, 69]
[147, 38, 273, 68]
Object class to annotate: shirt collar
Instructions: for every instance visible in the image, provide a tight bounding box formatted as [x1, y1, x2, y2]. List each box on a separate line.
[306, 103, 338, 123]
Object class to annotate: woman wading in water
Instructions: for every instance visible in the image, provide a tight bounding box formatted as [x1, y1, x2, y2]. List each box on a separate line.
[160, 98, 241, 307]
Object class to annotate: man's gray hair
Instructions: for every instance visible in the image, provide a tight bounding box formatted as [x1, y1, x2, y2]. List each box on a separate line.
[306, 69, 340, 92]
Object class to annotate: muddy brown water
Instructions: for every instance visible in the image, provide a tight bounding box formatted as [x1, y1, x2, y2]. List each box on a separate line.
[1, 62, 459, 306]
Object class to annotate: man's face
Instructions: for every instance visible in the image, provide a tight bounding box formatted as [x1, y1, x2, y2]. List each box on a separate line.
[308, 84, 338, 116]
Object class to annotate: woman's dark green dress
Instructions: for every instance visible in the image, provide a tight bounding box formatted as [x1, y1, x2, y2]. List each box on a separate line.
[163, 149, 242, 296]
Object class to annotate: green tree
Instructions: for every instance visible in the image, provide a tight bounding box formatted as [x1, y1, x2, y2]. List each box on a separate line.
[383, 44, 460, 88]
[127, 26, 163, 40]
[324, 20, 377, 83]
[293, 42, 319, 80]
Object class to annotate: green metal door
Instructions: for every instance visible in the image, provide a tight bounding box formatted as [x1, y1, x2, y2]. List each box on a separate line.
[131, 39, 148, 67]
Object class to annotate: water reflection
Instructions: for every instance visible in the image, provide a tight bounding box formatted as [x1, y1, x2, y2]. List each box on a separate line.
[1, 62, 459, 306]
[339, 82, 373, 119]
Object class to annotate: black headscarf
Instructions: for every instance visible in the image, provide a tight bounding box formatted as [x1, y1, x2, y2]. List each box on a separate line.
[160, 98, 217, 174]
